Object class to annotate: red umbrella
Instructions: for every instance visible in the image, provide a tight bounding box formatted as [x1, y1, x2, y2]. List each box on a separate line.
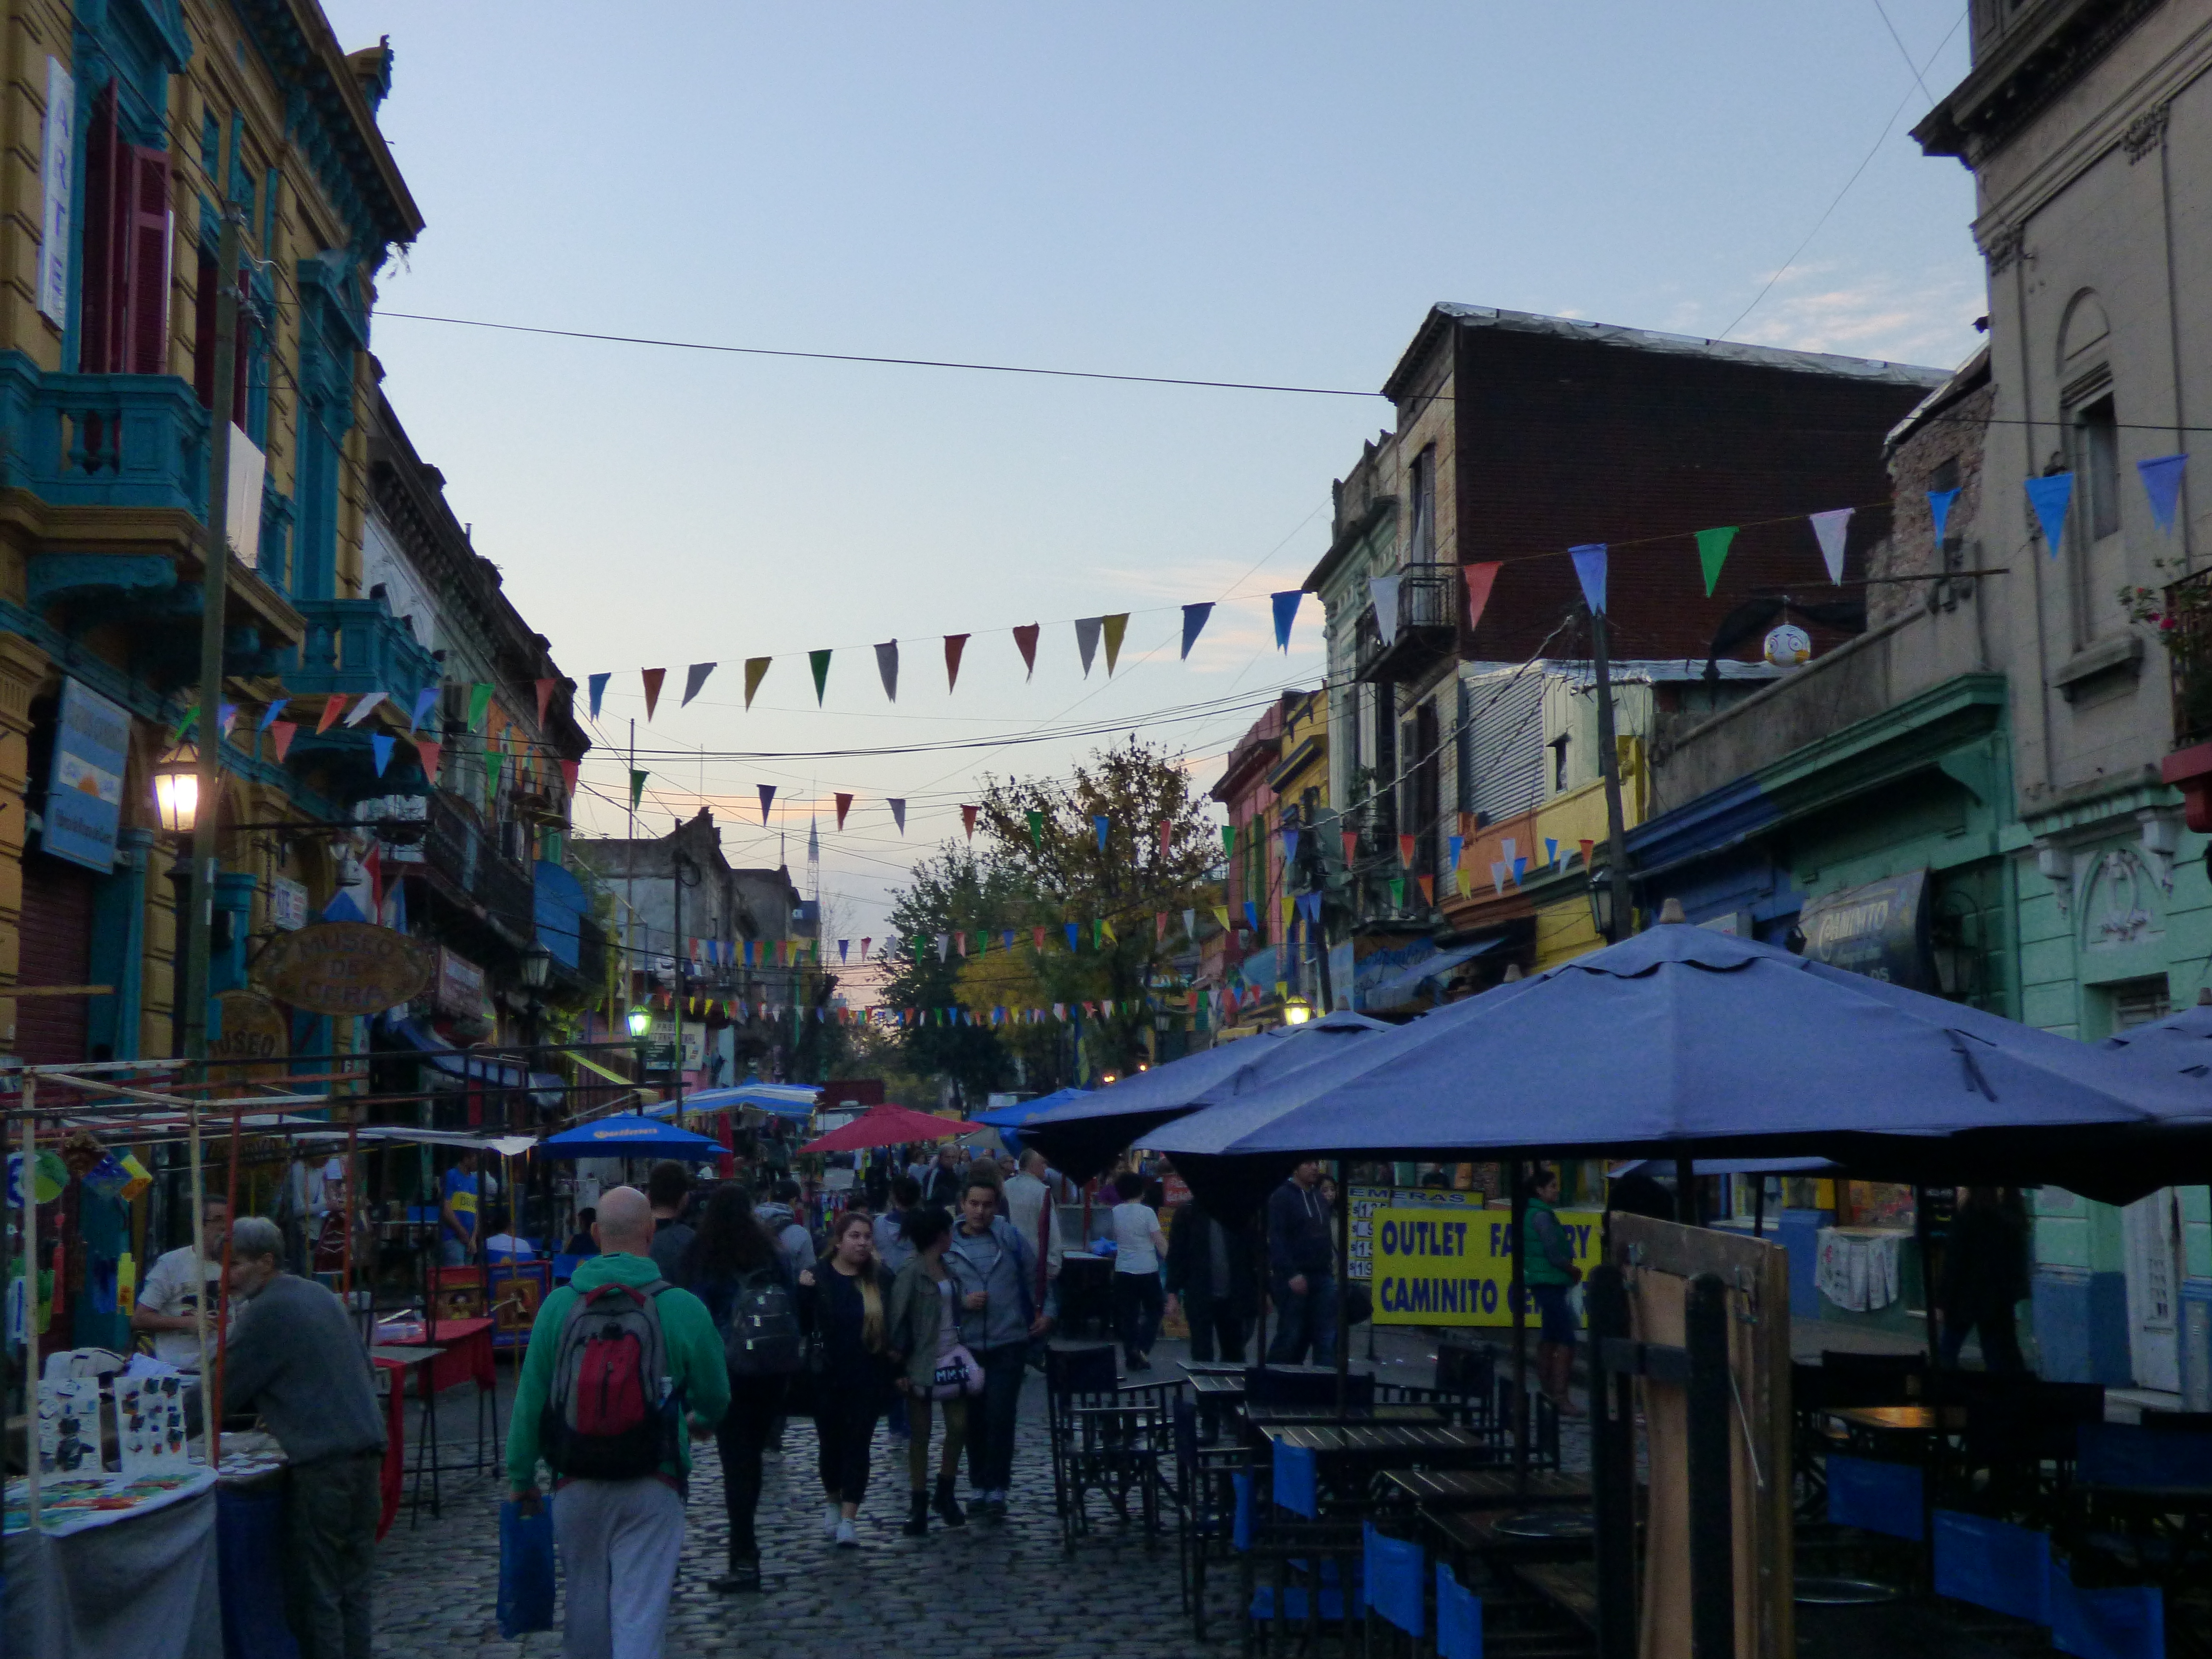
[799, 1103, 973, 1154]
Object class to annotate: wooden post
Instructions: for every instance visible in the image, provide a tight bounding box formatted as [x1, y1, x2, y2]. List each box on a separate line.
[21, 1078, 39, 1528]
[340, 1118, 360, 1298]
[211, 1098, 242, 1467]
[1510, 1161, 1529, 1499]
[1333, 1159, 1350, 1410]
[187, 1092, 212, 1457]
[1685, 1273, 1735, 1659]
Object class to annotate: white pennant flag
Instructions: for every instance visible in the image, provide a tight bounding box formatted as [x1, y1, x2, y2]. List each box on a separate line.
[1369, 575, 1402, 647]
[1809, 508, 1854, 584]
[874, 640, 899, 702]
[1073, 617, 1102, 677]
[1183, 907, 1196, 939]
[343, 691, 388, 727]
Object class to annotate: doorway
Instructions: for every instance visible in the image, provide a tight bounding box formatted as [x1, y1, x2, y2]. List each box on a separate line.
[2107, 976, 2179, 1392]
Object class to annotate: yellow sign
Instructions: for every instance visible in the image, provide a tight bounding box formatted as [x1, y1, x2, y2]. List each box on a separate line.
[1370, 1205, 1602, 1326]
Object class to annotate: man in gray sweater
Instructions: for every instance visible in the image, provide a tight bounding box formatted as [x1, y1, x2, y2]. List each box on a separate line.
[222, 1215, 386, 1659]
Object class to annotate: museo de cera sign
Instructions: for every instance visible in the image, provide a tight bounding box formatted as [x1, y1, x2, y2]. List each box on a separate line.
[1369, 1204, 1601, 1327]
[253, 922, 431, 1017]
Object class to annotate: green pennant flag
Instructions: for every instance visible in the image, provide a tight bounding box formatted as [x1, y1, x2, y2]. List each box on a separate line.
[1094, 918, 1106, 948]
[1695, 526, 1738, 597]
[1390, 878, 1405, 909]
[629, 769, 648, 810]
[172, 704, 198, 743]
[468, 682, 494, 732]
[1027, 809, 1045, 848]
[488, 750, 506, 793]
[808, 649, 831, 706]
[1222, 825, 1236, 857]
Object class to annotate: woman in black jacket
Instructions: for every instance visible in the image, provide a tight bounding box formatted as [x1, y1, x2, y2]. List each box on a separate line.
[682, 1185, 794, 1592]
[798, 1210, 896, 1548]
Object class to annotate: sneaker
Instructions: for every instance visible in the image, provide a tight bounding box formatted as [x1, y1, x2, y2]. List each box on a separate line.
[834, 1517, 859, 1549]
[821, 1504, 843, 1539]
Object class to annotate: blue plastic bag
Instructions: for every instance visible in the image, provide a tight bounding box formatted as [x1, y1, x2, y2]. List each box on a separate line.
[497, 1498, 557, 1639]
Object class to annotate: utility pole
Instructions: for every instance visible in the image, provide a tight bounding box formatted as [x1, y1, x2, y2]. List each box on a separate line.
[1589, 602, 1635, 940]
[183, 212, 243, 1062]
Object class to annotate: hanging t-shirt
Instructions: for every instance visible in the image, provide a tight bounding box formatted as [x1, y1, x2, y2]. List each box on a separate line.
[1112, 1202, 1162, 1276]
[441, 1166, 479, 1245]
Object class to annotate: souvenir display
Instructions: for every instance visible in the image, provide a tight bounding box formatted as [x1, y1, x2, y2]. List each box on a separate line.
[116, 1374, 192, 1477]
[36, 1378, 102, 1475]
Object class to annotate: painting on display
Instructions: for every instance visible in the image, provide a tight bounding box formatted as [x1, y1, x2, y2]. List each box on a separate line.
[116, 1374, 192, 1477]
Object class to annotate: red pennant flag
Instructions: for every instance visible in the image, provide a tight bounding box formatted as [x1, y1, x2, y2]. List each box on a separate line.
[944, 634, 969, 692]
[1418, 874, 1435, 905]
[316, 695, 350, 734]
[534, 677, 557, 725]
[834, 792, 853, 830]
[961, 805, 979, 841]
[1464, 562, 1502, 635]
[641, 668, 665, 720]
[1158, 820, 1172, 859]
[1398, 833, 1417, 868]
[1343, 830, 1359, 867]
[1011, 623, 1040, 679]
[1579, 838, 1596, 866]
[559, 757, 578, 795]
[269, 720, 299, 761]
[1155, 913, 1168, 944]
[1032, 926, 1046, 951]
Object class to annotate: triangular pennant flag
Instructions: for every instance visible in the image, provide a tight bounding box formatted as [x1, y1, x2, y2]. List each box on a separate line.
[1282, 827, 1299, 864]
[889, 799, 906, 834]
[1032, 926, 1046, 951]
[2139, 455, 2187, 534]
[468, 682, 494, 732]
[216, 702, 238, 736]
[682, 663, 715, 707]
[1807, 509, 1853, 583]
[1369, 575, 1401, 646]
[1065, 923, 1080, 951]
[487, 749, 506, 793]
[1464, 562, 1501, 634]
[808, 649, 831, 705]
[955, 932, 968, 958]
[1490, 862, 1507, 896]
[962, 805, 979, 841]
[1447, 834, 1463, 869]
[1343, 830, 1358, 867]
[1418, 874, 1434, 905]
[1179, 602, 1214, 660]
[640, 669, 665, 720]
[757, 783, 776, 825]
[269, 720, 298, 761]
[1455, 867, 1471, 897]
[1026, 809, 1045, 848]
[743, 658, 769, 708]
[1545, 837, 1559, 865]
[1390, 878, 1406, 909]
[1073, 617, 1102, 677]
[629, 769, 648, 810]
[861, 937, 872, 959]
[258, 698, 289, 733]
[2025, 473, 2074, 555]
[1243, 900, 1259, 929]
[834, 793, 853, 830]
[874, 640, 899, 702]
[414, 738, 440, 784]
[558, 757, 577, 795]
[1001, 930, 1013, 952]
[343, 691, 386, 727]
[535, 678, 557, 725]
[1579, 838, 1596, 866]
[935, 934, 950, 962]
[1271, 590, 1302, 651]
[1182, 908, 1196, 939]
[1513, 856, 1528, 883]
[371, 733, 395, 776]
[1570, 544, 1608, 614]
[1926, 491, 1960, 547]
[1398, 832, 1416, 868]
[1695, 527, 1737, 597]
[1092, 814, 1109, 852]
[1098, 918, 1116, 945]
[317, 695, 351, 734]
[1158, 820, 1172, 859]
[944, 634, 968, 691]
[410, 686, 439, 733]
[1012, 624, 1040, 678]
[1213, 906, 1230, 932]
[587, 673, 610, 719]
[1223, 825, 1236, 856]
[1101, 610, 1132, 677]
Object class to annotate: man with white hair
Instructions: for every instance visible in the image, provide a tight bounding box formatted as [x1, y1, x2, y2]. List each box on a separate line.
[221, 1214, 388, 1659]
[507, 1185, 727, 1659]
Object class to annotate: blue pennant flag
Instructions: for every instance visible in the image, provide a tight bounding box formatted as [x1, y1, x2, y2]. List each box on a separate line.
[1545, 837, 1560, 865]
[370, 733, 396, 776]
[1271, 590, 1302, 651]
[1281, 827, 1299, 864]
[1928, 488, 1960, 545]
[1065, 922, 1080, 951]
[2139, 454, 2187, 535]
[1093, 814, 1110, 852]
[2025, 473, 2074, 555]
[257, 698, 289, 733]
[1001, 930, 1014, 951]
[1570, 544, 1608, 614]
[1243, 900, 1259, 930]
[1512, 855, 1527, 883]
[409, 686, 439, 734]
[1446, 834, 1463, 870]
[587, 672, 611, 719]
[1180, 602, 1214, 660]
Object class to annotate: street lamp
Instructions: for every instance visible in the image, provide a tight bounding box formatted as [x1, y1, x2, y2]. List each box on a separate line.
[625, 1003, 654, 1040]
[521, 943, 553, 990]
[1281, 997, 1314, 1025]
[151, 741, 202, 836]
[1586, 862, 1618, 943]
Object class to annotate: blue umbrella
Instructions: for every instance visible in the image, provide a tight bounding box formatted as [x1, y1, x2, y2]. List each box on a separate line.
[2097, 990, 2212, 1075]
[1148, 920, 2212, 1206]
[1023, 1010, 1391, 1180]
[972, 1087, 1090, 1130]
[540, 1114, 724, 1158]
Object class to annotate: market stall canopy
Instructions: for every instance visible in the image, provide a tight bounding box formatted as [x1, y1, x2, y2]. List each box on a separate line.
[799, 1103, 977, 1154]
[2096, 988, 2212, 1075]
[539, 1114, 722, 1157]
[1149, 920, 2212, 1214]
[1359, 938, 1502, 1013]
[972, 1088, 1089, 1129]
[647, 1082, 820, 1120]
[1022, 1009, 1391, 1182]
[381, 1016, 531, 1089]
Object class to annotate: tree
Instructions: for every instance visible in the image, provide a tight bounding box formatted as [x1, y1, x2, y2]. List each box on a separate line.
[878, 846, 1033, 1107]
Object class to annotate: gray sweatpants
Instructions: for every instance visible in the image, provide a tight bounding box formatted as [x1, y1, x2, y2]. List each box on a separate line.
[553, 1477, 685, 1659]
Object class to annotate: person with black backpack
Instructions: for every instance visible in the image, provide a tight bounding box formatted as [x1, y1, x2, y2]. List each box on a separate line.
[506, 1186, 728, 1659]
[680, 1184, 798, 1592]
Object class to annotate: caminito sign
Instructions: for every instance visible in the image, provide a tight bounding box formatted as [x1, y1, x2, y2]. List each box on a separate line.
[254, 923, 431, 1017]
[1370, 1204, 1601, 1327]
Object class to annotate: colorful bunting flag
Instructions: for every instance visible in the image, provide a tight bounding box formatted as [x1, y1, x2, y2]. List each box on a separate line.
[269, 720, 298, 761]
[1447, 834, 1463, 869]
[1012, 623, 1040, 678]
[889, 798, 906, 834]
[560, 758, 579, 796]
[875, 641, 899, 702]
[1398, 833, 1416, 869]
[1213, 906, 1230, 932]
[1243, 900, 1258, 929]
[1544, 837, 1559, 865]
[743, 658, 770, 709]
[2025, 473, 2074, 555]
[1369, 574, 1402, 646]
[757, 783, 775, 825]
[343, 691, 386, 727]
[1695, 526, 1736, 597]
[1096, 918, 1116, 946]
[371, 734, 395, 776]
[588, 673, 610, 718]
[1158, 820, 1172, 859]
[1223, 825, 1236, 856]
[1092, 814, 1110, 852]
[1033, 926, 1047, 951]
[1808, 509, 1853, 584]
[1155, 913, 1168, 944]
[531, 678, 555, 726]
[1343, 829, 1358, 867]
[1390, 878, 1406, 909]
[1465, 562, 1501, 634]
[1281, 826, 1299, 865]
[1570, 544, 1608, 614]
[1102, 613, 1129, 674]
[1026, 809, 1045, 847]
[1065, 922, 1080, 951]
[258, 698, 289, 733]
[1579, 838, 1595, 866]
[629, 769, 648, 810]
[1418, 874, 1434, 905]
[935, 934, 950, 962]
[2139, 455, 2187, 534]
[1271, 589, 1302, 651]
[682, 663, 715, 707]
[316, 695, 351, 734]
[834, 792, 853, 830]
[1926, 491, 1960, 547]
[640, 669, 665, 720]
[944, 634, 968, 691]
[808, 649, 831, 705]
[1073, 617, 1102, 676]
[1180, 603, 1213, 659]
[409, 686, 439, 734]
[962, 805, 979, 841]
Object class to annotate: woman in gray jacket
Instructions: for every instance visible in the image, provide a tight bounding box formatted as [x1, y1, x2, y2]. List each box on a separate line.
[885, 1206, 969, 1536]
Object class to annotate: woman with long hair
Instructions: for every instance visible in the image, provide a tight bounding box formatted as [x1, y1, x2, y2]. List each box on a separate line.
[682, 1185, 792, 1591]
[797, 1210, 895, 1548]
[885, 1205, 971, 1535]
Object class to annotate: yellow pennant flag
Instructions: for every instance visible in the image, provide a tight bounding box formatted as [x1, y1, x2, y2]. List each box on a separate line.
[1455, 867, 1472, 898]
[1212, 906, 1231, 932]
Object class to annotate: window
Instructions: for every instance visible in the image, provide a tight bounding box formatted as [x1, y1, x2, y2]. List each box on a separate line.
[79, 83, 171, 376]
[2066, 391, 2127, 639]
[1551, 734, 1571, 792]
[1408, 447, 1437, 565]
[2074, 395, 2121, 541]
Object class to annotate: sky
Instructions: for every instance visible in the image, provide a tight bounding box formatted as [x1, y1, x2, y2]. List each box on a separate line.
[321, 0, 1984, 977]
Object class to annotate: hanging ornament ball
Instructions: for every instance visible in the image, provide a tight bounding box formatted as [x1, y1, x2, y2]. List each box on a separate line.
[1763, 624, 1812, 668]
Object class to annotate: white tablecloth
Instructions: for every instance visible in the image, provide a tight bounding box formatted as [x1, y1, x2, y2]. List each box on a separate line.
[3, 1480, 221, 1659]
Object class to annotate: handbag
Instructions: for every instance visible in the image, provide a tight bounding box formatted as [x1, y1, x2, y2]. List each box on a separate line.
[496, 1498, 557, 1639]
[928, 1343, 986, 1402]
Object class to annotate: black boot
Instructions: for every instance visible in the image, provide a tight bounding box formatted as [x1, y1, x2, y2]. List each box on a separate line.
[709, 1546, 760, 1593]
[932, 1477, 968, 1528]
[902, 1490, 931, 1537]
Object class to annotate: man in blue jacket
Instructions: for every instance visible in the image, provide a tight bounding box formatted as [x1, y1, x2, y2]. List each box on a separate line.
[945, 1175, 1046, 1519]
[1266, 1160, 1336, 1365]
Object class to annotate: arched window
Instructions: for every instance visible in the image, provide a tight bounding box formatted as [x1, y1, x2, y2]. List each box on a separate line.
[2058, 290, 2125, 645]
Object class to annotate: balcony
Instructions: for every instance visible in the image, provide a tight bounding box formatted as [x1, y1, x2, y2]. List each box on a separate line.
[427, 792, 534, 949]
[285, 597, 440, 706]
[0, 356, 208, 517]
[1355, 565, 1461, 686]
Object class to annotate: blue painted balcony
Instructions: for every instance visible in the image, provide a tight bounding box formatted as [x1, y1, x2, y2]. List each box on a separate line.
[0, 353, 208, 516]
[285, 597, 440, 707]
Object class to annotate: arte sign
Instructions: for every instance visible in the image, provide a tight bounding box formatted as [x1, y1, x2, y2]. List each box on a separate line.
[37, 58, 72, 325]
[1369, 1203, 1600, 1327]
[42, 677, 128, 873]
[255, 923, 431, 1016]
[207, 990, 288, 1084]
